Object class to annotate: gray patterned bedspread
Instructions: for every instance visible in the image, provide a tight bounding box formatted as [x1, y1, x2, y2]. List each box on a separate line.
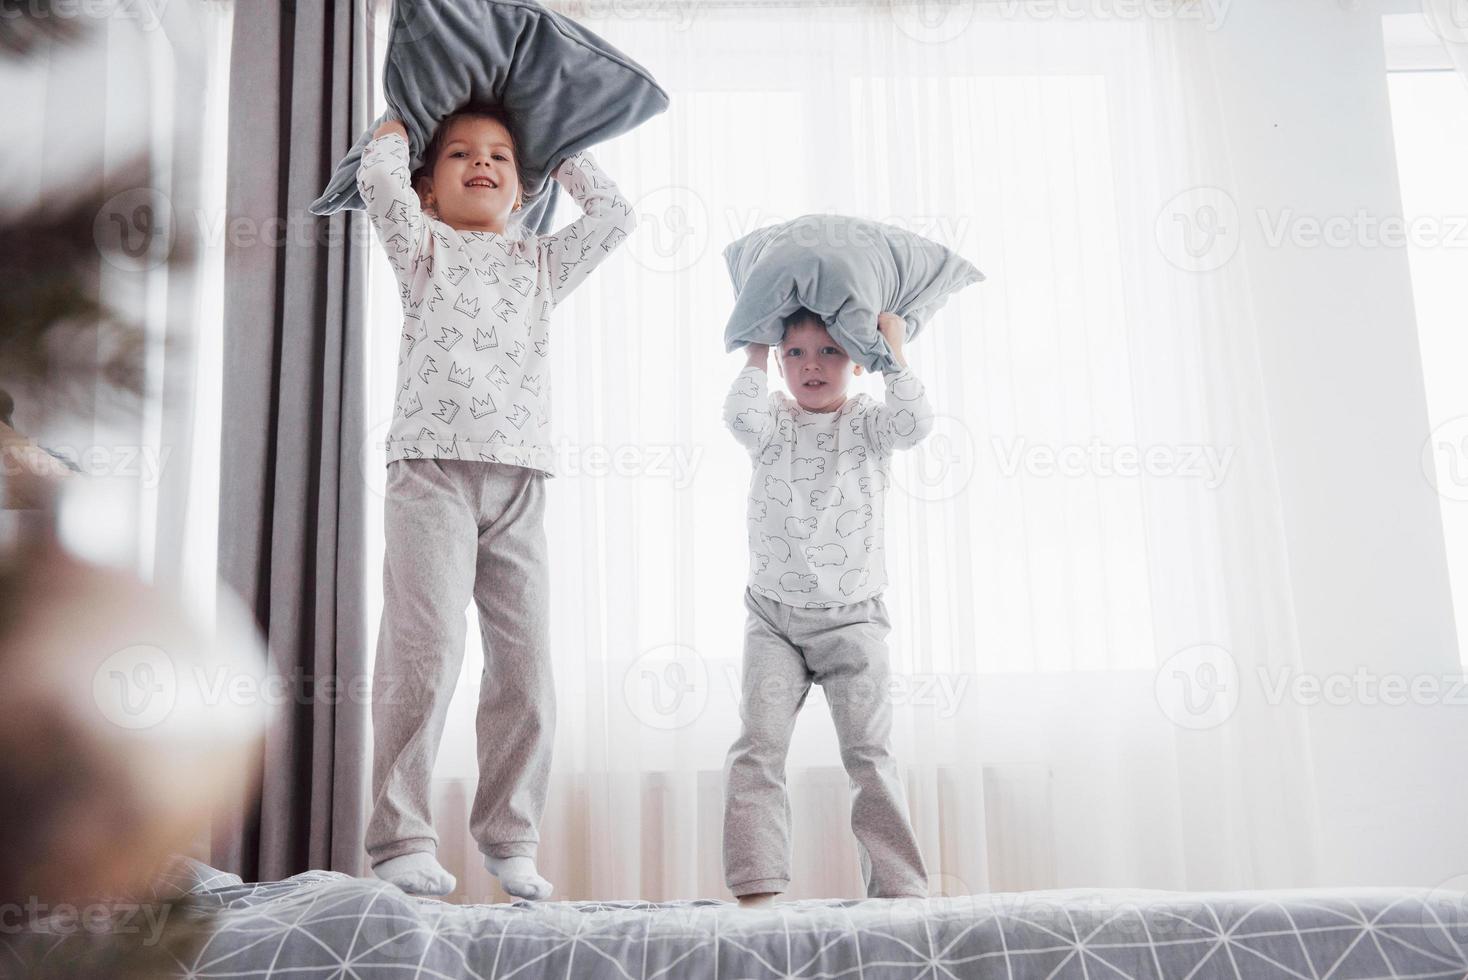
[5, 858, 1467, 979]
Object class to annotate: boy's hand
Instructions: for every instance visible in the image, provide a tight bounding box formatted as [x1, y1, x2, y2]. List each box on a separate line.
[877, 312, 908, 369]
[373, 117, 408, 141]
[744, 343, 769, 371]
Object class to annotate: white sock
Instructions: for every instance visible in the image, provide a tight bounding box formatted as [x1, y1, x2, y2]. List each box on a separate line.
[484, 854, 552, 901]
[373, 852, 456, 897]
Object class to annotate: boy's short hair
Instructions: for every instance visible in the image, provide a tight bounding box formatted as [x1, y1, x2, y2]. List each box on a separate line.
[779, 307, 825, 337]
[0, 389, 12, 428]
[412, 102, 525, 194]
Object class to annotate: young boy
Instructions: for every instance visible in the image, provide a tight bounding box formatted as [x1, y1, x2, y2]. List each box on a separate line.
[721, 308, 933, 906]
[357, 105, 633, 899]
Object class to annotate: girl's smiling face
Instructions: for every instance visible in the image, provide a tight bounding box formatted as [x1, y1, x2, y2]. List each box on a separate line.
[778, 319, 853, 413]
[421, 115, 521, 233]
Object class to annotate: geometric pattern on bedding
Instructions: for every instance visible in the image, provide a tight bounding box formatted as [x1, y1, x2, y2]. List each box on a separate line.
[4, 860, 1467, 979]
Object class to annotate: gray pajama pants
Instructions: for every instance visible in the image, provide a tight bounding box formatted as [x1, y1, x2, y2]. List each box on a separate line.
[722, 587, 928, 898]
[366, 458, 554, 867]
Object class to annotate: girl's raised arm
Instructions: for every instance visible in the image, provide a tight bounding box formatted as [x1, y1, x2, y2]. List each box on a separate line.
[356, 120, 429, 273]
[537, 151, 636, 307]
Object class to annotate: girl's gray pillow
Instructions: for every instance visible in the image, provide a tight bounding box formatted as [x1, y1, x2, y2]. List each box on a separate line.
[308, 0, 668, 235]
[723, 214, 984, 372]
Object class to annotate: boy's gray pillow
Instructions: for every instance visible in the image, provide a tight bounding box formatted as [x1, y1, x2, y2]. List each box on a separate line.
[308, 0, 669, 235]
[723, 214, 984, 373]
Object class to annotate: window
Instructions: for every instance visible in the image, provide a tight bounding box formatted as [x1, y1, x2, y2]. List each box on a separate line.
[1384, 16, 1468, 666]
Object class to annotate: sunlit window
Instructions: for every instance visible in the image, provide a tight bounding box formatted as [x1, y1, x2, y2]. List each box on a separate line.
[1386, 65, 1468, 667]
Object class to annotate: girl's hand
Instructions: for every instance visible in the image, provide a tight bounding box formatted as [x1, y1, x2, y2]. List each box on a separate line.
[877, 312, 908, 369]
[373, 117, 408, 141]
[744, 343, 770, 370]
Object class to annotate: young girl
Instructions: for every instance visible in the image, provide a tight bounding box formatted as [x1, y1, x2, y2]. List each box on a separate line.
[357, 105, 633, 899]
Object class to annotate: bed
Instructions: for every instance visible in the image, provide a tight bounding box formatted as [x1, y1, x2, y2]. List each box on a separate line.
[4, 857, 1466, 979]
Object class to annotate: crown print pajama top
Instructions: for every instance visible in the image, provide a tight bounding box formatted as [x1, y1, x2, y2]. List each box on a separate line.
[722, 364, 936, 607]
[357, 132, 634, 473]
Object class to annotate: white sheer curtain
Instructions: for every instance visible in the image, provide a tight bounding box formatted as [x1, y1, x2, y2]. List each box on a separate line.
[362, 1, 1321, 901]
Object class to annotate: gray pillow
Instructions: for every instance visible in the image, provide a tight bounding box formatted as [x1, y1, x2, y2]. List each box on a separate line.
[308, 0, 668, 236]
[723, 214, 984, 372]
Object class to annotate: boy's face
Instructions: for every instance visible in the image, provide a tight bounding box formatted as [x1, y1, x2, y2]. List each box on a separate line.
[778, 319, 853, 413]
[422, 116, 520, 233]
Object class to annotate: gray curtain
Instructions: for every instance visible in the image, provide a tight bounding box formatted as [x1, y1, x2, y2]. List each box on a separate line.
[216, 0, 375, 881]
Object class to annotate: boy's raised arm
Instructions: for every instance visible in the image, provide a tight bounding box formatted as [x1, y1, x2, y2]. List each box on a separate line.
[724, 344, 775, 455]
[863, 313, 936, 456]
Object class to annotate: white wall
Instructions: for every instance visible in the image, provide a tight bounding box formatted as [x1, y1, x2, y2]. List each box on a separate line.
[1205, 0, 1468, 886]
